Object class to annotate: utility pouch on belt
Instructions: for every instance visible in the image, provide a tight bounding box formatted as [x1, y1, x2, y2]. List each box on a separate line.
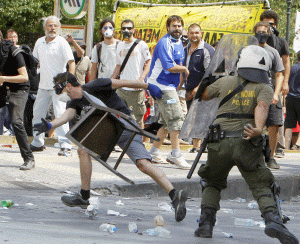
[208, 124, 221, 143]
[262, 135, 271, 162]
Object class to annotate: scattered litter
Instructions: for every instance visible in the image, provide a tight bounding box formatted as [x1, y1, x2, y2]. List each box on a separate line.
[107, 210, 120, 216]
[25, 203, 35, 207]
[154, 215, 164, 226]
[143, 226, 171, 238]
[115, 200, 124, 206]
[99, 223, 117, 233]
[158, 202, 173, 212]
[1, 200, 14, 208]
[86, 197, 100, 218]
[255, 220, 266, 228]
[128, 222, 138, 233]
[62, 190, 75, 195]
[229, 197, 246, 203]
[136, 218, 142, 221]
[290, 195, 300, 202]
[119, 214, 127, 217]
[248, 201, 258, 209]
[2, 145, 12, 148]
[90, 190, 102, 196]
[234, 218, 255, 227]
[222, 232, 233, 238]
[220, 208, 234, 214]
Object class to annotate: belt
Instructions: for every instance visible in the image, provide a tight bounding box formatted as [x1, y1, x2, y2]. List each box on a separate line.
[221, 130, 244, 138]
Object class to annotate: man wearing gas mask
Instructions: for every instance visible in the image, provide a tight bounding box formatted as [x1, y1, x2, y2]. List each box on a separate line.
[112, 19, 151, 131]
[90, 19, 120, 81]
[260, 10, 291, 159]
[254, 21, 285, 170]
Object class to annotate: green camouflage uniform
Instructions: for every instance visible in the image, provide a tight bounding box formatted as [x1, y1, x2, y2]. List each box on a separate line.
[198, 75, 277, 213]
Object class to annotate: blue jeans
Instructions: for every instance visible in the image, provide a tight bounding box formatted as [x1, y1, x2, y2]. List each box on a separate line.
[7, 89, 34, 162]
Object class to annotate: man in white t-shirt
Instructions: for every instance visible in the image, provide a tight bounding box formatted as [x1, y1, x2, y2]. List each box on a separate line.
[111, 19, 152, 130]
[90, 19, 120, 80]
[30, 16, 75, 156]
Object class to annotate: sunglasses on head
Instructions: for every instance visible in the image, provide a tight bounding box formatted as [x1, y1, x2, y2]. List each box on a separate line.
[102, 26, 114, 31]
[181, 35, 188, 38]
[121, 27, 133, 31]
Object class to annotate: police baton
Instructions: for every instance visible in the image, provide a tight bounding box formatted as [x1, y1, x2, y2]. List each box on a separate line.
[187, 136, 208, 179]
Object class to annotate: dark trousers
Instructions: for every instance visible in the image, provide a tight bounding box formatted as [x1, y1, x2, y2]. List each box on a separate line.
[7, 89, 34, 162]
[24, 94, 35, 136]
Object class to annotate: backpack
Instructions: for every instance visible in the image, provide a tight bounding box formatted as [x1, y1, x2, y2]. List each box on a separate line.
[12, 45, 39, 92]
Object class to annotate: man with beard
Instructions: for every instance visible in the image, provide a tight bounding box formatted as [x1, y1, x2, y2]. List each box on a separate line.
[147, 15, 191, 169]
[178, 23, 215, 153]
[30, 16, 75, 157]
[90, 19, 120, 80]
[111, 19, 151, 131]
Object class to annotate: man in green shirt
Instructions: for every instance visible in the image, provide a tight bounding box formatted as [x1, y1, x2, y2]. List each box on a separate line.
[194, 45, 298, 243]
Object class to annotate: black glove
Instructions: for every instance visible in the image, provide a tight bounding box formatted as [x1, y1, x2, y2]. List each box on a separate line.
[33, 118, 52, 136]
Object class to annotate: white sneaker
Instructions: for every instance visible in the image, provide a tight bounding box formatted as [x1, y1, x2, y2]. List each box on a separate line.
[167, 153, 191, 170]
[151, 154, 168, 164]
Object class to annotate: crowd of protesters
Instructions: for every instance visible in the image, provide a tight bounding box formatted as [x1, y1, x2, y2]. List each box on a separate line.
[0, 10, 300, 172]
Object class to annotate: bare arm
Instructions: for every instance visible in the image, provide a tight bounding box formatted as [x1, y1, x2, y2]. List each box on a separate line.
[90, 62, 98, 81]
[243, 100, 269, 139]
[0, 66, 28, 85]
[138, 59, 151, 82]
[272, 71, 284, 104]
[111, 64, 121, 79]
[167, 65, 189, 77]
[201, 87, 211, 101]
[177, 73, 185, 91]
[68, 60, 75, 75]
[66, 34, 84, 58]
[111, 79, 150, 90]
[50, 108, 76, 129]
[281, 54, 290, 95]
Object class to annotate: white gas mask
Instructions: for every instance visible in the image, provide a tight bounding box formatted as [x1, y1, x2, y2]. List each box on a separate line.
[58, 92, 71, 103]
[104, 28, 114, 38]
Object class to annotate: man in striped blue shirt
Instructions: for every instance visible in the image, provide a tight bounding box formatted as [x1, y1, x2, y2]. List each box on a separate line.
[148, 15, 191, 169]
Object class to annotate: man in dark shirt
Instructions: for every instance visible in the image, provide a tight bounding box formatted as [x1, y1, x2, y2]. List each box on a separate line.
[0, 38, 35, 170]
[33, 72, 189, 222]
[285, 51, 300, 150]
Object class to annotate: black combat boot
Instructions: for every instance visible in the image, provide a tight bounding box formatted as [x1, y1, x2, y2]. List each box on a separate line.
[263, 210, 299, 244]
[194, 207, 217, 238]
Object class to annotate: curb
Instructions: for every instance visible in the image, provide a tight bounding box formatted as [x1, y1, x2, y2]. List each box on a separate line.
[104, 174, 300, 201]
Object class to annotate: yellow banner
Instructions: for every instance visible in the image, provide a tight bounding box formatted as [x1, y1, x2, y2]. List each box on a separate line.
[114, 4, 264, 52]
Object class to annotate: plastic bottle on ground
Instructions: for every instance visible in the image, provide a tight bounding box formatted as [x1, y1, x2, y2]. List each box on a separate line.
[154, 215, 164, 226]
[154, 226, 171, 238]
[1, 200, 14, 208]
[128, 222, 138, 233]
[157, 202, 173, 212]
[99, 223, 117, 233]
[85, 205, 98, 217]
[248, 201, 258, 209]
[234, 218, 255, 227]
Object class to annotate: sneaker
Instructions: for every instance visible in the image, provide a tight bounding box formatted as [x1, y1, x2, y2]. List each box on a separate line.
[61, 193, 89, 209]
[151, 154, 168, 164]
[58, 148, 72, 157]
[163, 139, 171, 145]
[20, 160, 35, 171]
[167, 153, 191, 169]
[179, 139, 190, 145]
[275, 149, 285, 158]
[291, 145, 300, 150]
[189, 147, 200, 153]
[30, 144, 44, 152]
[171, 190, 188, 222]
[266, 158, 280, 170]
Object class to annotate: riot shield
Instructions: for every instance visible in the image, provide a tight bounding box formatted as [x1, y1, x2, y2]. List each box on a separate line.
[180, 34, 258, 140]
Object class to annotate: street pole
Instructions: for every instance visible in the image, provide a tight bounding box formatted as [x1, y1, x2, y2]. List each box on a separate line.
[286, 0, 292, 45]
[54, 0, 61, 18]
[86, 0, 96, 57]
